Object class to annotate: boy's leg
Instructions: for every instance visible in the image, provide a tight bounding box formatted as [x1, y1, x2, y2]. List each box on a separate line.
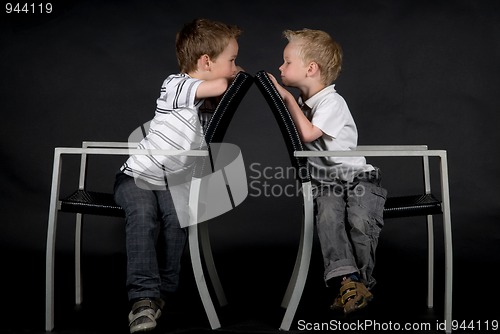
[315, 184, 358, 284]
[345, 170, 387, 289]
[315, 184, 372, 314]
[115, 173, 167, 333]
[114, 173, 162, 301]
[155, 188, 188, 296]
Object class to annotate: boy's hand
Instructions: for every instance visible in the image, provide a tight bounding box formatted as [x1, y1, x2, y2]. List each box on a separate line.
[266, 72, 323, 143]
[267, 73, 291, 101]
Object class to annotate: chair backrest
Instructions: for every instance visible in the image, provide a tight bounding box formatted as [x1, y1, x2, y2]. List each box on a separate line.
[254, 71, 311, 183]
[194, 71, 253, 178]
[204, 71, 254, 145]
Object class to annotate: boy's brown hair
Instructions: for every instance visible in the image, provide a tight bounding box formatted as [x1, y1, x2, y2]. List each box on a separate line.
[176, 18, 242, 73]
[283, 29, 343, 85]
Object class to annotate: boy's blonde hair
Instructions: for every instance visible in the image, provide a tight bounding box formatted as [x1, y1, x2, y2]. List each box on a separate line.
[283, 29, 343, 85]
[176, 18, 242, 73]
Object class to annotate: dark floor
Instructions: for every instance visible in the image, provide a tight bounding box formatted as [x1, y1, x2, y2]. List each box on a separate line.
[4, 239, 497, 334]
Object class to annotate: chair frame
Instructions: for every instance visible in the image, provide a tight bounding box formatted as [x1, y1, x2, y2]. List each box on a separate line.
[279, 145, 452, 334]
[45, 141, 226, 331]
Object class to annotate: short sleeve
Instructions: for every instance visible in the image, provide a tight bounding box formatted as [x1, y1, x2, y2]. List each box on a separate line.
[156, 75, 203, 112]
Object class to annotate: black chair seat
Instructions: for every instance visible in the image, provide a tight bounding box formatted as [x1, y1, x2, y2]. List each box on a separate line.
[60, 190, 124, 217]
[383, 193, 442, 219]
[61, 190, 442, 220]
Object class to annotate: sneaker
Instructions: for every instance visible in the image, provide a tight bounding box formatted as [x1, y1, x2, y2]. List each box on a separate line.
[128, 298, 165, 333]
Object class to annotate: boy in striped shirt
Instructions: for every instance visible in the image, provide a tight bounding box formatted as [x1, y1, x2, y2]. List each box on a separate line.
[114, 18, 242, 333]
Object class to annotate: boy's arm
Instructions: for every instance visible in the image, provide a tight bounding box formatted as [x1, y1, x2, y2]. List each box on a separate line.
[268, 74, 323, 143]
[195, 78, 230, 99]
[194, 66, 244, 100]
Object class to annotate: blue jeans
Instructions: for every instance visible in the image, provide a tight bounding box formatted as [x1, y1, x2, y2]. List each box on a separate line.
[114, 172, 187, 301]
[313, 168, 387, 289]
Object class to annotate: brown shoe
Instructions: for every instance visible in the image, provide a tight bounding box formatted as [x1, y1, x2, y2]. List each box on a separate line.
[330, 278, 373, 314]
[330, 294, 343, 311]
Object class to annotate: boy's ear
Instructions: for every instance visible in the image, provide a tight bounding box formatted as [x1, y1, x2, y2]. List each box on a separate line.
[197, 54, 211, 71]
[307, 61, 320, 76]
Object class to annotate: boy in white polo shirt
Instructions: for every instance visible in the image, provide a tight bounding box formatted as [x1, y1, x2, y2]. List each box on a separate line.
[269, 29, 387, 315]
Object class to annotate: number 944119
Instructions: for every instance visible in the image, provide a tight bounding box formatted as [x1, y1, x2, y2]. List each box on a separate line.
[6, 3, 52, 14]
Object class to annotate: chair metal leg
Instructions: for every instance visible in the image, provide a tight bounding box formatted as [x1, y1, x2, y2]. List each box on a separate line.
[426, 214, 435, 309]
[199, 222, 227, 306]
[188, 178, 221, 329]
[189, 224, 221, 329]
[280, 181, 314, 331]
[75, 142, 88, 307]
[439, 153, 453, 333]
[75, 213, 83, 306]
[46, 207, 58, 332]
[280, 213, 305, 309]
[422, 155, 434, 309]
[45, 149, 63, 332]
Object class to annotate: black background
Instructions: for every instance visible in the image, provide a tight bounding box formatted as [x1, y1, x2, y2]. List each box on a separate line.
[2, 0, 500, 333]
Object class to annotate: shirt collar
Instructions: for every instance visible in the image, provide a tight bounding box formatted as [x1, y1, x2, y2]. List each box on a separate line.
[299, 84, 336, 110]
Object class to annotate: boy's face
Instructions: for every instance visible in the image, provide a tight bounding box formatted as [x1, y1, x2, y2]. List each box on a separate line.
[279, 42, 308, 87]
[209, 38, 239, 80]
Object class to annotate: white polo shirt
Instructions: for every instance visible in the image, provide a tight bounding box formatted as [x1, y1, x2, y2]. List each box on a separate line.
[299, 85, 374, 183]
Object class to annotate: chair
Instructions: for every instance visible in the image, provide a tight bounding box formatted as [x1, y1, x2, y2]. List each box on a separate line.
[254, 71, 453, 333]
[45, 72, 254, 331]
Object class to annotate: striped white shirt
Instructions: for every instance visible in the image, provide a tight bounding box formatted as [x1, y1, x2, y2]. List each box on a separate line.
[121, 73, 212, 186]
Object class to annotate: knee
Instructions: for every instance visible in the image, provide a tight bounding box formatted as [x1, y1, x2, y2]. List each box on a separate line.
[117, 191, 158, 223]
[348, 214, 369, 235]
[349, 212, 382, 241]
[114, 184, 158, 219]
